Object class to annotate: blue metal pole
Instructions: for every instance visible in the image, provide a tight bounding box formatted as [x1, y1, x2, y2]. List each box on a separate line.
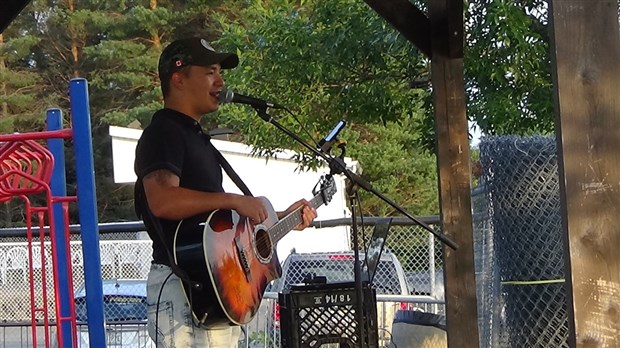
[46, 109, 74, 348]
[69, 78, 107, 347]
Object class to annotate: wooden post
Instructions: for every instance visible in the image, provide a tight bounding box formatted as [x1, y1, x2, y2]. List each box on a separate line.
[429, 0, 479, 347]
[549, 1, 620, 347]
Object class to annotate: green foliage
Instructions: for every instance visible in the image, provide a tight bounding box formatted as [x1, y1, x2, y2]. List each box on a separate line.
[465, 0, 554, 136]
[414, 0, 556, 150]
[0, 33, 50, 133]
[212, 0, 436, 215]
[82, 39, 160, 125]
[243, 330, 275, 347]
[345, 118, 438, 216]
[215, 0, 428, 130]
[2, 0, 577, 225]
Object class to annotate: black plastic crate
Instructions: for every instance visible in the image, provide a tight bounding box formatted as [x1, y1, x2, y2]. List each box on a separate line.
[279, 282, 379, 348]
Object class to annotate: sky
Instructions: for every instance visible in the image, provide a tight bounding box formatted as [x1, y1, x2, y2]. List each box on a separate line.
[470, 121, 482, 147]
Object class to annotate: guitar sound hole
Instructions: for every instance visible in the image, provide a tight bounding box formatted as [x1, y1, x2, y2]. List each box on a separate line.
[254, 229, 273, 259]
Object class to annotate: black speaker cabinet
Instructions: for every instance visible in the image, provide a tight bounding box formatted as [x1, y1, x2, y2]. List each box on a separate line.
[278, 282, 379, 348]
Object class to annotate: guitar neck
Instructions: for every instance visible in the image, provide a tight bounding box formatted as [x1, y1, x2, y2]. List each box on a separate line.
[269, 193, 325, 244]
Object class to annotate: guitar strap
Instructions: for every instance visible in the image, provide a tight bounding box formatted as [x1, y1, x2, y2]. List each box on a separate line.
[141, 142, 252, 285]
[135, 182, 201, 289]
[137, 136, 254, 327]
[213, 148, 254, 197]
[147, 206, 195, 280]
[140, 156, 252, 279]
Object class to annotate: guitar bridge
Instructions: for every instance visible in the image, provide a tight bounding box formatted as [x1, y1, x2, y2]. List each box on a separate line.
[234, 236, 252, 282]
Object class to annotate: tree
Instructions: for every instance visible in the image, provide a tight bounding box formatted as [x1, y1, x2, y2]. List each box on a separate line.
[0, 6, 50, 134]
[465, 0, 554, 136]
[2, 0, 460, 224]
[6, 0, 241, 225]
[212, 0, 438, 215]
[0, 4, 59, 226]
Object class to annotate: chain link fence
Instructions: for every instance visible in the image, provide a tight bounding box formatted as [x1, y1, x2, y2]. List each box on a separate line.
[474, 135, 569, 348]
[264, 224, 445, 347]
[0, 232, 150, 322]
[0, 218, 445, 347]
[0, 134, 576, 348]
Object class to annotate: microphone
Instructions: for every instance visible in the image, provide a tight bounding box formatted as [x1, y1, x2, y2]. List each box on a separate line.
[317, 120, 346, 153]
[218, 88, 284, 109]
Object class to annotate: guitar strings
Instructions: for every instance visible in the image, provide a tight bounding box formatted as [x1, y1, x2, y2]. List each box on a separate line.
[238, 208, 304, 255]
[235, 189, 327, 256]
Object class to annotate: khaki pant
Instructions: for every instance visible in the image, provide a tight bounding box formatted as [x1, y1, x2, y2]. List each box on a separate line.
[146, 263, 241, 347]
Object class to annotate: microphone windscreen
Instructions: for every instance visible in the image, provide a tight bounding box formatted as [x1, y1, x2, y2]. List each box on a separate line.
[218, 88, 234, 104]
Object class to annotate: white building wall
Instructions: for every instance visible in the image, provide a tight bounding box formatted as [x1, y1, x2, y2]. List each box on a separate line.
[109, 126, 353, 257]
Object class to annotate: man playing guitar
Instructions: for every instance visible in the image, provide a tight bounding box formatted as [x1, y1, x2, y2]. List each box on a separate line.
[134, 37, 318, 348]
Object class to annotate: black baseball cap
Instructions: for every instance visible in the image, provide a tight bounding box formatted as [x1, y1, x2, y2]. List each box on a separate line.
[158, 38, 239, 81]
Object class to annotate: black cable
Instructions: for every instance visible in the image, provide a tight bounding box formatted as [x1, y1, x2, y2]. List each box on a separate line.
[142, 193, 205, 342]
[240, 325, 247, 345]
[154, 270, 174, 347]
[283, 107, 321, 150]
[154, 268, 208, 348]
[377, 327, 396, 348]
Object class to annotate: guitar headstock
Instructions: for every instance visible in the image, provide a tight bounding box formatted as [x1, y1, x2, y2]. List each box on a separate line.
[314, 174, 337, 205]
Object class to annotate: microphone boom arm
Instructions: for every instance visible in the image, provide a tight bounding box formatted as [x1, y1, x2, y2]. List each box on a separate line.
[251, 106, 459, 251]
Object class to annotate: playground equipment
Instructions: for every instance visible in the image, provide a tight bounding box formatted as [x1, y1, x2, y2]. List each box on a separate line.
[0, 79, 106, 348]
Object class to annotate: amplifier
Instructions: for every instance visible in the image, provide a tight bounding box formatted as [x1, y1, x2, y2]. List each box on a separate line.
[278, 281, 379, 348]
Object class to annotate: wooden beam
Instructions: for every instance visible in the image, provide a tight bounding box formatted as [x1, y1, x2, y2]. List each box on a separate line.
[429, 0, 463, 58]
[363, 0, 432, 57]
[549, 0, 620, 346]
[0, 0, 32, 33]
[429, 0, 478, 347]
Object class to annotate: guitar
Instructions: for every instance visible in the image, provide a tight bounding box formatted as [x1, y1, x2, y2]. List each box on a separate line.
[173, 175, 337, 327]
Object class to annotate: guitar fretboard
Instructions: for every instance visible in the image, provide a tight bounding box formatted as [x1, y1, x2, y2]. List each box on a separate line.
[269, 193, 325, 243]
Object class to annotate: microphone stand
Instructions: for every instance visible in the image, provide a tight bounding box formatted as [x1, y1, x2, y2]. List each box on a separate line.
[251, 106, 459, 346]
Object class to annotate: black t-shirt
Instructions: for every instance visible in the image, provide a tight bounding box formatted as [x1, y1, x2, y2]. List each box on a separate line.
[134, 108, 224, 265]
